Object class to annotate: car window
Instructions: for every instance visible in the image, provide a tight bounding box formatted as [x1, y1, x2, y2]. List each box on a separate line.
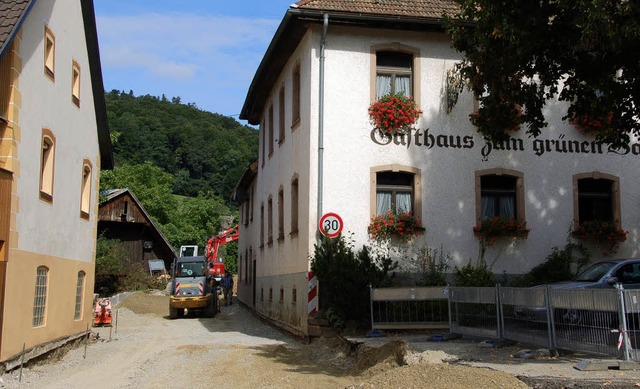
[572, 262, 616, 282]
[616, 263, 640, 284]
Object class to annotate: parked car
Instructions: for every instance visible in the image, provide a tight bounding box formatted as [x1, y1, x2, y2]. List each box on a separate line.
[513, 259, 640, 325]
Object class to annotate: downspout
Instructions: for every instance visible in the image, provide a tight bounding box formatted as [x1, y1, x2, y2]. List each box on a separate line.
[317, 13, 329, 242]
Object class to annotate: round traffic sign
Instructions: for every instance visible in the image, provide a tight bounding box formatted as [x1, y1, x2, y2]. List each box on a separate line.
[319, 212, 343, 238]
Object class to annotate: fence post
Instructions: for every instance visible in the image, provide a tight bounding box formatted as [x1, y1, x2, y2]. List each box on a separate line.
[496, 284, 504, 339]
[616, 284, 632, 361]
[369, 284, 374, 331]
[545, 285, 556, 350]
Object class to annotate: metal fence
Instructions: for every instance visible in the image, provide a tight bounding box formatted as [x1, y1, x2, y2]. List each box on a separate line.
[371, 284, 640, 361]
[370, 286, 449, 330]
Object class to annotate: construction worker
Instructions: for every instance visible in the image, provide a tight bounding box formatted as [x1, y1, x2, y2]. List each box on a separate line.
[221, 271, 233, 306]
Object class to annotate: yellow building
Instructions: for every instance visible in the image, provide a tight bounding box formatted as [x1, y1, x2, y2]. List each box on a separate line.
[0, 0, 112, 370]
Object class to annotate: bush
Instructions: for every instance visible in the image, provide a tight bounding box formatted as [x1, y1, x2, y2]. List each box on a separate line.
[454, 257, 496, 287]
[412, 244, 451, 286]
[95, 234, 163, 296]
[509, 241, 590, 287]
[311, 235, 396, 328]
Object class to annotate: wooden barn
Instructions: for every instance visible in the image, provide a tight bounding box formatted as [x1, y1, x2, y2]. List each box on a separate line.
[98, 189, 176, 273]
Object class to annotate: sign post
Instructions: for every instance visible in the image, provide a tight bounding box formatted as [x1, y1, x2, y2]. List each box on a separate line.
[318, 212, 344, 238]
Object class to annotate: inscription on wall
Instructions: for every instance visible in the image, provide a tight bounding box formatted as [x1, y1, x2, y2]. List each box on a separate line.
[370, 129, 640, 159]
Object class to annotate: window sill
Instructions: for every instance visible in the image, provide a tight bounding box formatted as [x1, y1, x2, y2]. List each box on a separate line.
[72, 95, 80, 108]
[289, 230, 298, 238]
[291, 118, 300, 131]
[39, 191, 53, 204]
[80, 210, 90, 220]
[267, 240, 273, 247]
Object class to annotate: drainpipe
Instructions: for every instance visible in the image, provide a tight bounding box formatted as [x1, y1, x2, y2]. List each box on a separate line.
[316, 13, 329, 242]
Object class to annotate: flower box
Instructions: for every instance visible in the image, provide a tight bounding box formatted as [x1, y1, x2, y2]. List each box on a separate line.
[569, 112, 614, 135]
[369, 93, 421, 135]
[368, 210, 420, 243]
[473, 216, 529, 246]
[571, 220, 627, 255]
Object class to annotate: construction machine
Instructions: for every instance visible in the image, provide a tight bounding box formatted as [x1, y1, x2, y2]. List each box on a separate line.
[205, 225, 238, 282]
[93, 298, 113, 326]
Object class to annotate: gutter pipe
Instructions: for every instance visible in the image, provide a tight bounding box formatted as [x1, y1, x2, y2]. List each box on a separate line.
[316, 13, 328, 242]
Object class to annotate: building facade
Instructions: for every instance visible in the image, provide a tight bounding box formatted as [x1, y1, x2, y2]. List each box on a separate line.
[0, 0, 112, 368]
[235, 1, 639, 335]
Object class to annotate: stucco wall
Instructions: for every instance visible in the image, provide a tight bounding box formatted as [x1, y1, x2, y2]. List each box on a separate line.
[16, 0, 100, 261]
[1, 0, 100, 362]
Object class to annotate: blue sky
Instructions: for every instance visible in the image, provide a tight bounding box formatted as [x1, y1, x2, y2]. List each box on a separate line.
[94, 1, 296, 122]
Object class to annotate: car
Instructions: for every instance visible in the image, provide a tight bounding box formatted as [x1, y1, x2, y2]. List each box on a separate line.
[512, 259, 640, 325]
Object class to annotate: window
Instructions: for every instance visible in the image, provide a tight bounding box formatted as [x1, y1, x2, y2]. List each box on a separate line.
[292, 64, 300, 128]
[261, 119, 266, 167]
[261, 287, 264, 302]
[290, 177, 299, 234]
[33, 266, 48, 327]
[44, 26, 55, 81]
[475, 169, 525, 225]
[375, 171, 414, 215]
[278, 187, 284, 240]
[249, 185, 254, 222]
[376, 51, 412, 98]
[40, 128, 56, 202]
[371, 44, 420, 103]
[268, 104, 274, 157]
[267, 197, 273, 244]
[278, 86, 285, 144]
[71, 60, 80, 107]
[292, 287, 297, 304]
[74, 271, 85, 320]
[279, 287, 284, 303]
[574, 172, 620, 224]
[371, 165, 422, 219]
[260, 203, 264, 247]
[80, 159, 92, 219]
[269, 287, 273, 303]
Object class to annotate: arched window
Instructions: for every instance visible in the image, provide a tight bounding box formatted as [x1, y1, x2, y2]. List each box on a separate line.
[74, 271, 86, 320]
[33, 266, 49, 327]
[370, 165, 422, 219]
[573, 172, 620, 226]
[475, 168, 525, 225]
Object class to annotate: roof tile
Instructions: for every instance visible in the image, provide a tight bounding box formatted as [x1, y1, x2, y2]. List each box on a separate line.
[294, 0, 458, 19]
[0, 0, 31, 54]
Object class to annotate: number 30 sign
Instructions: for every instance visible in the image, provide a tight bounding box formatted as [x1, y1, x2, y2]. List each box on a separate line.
[319, 212, 343, 238]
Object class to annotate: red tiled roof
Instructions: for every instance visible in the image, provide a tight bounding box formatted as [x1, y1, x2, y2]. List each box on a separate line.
[294, 0, 458, 20]
[0, 0, 32, 55]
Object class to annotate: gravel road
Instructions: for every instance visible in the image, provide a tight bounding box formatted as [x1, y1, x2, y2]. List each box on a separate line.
[2, 291, 639, 389]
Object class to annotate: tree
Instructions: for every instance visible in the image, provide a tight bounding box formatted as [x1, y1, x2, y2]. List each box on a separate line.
[447, 0, 640, 147]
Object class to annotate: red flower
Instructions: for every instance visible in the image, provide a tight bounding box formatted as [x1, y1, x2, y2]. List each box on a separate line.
[369, 93, 421, 135]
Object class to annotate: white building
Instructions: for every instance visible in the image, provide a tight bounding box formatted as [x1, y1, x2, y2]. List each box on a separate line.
[0, 0, 112, 368]
[235, 0, 639, 336]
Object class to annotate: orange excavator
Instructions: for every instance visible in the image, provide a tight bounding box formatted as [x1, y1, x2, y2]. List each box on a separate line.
[205, 224, 239, 282]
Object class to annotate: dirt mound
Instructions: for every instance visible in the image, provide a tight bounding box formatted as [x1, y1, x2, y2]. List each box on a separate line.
[350, 340, 407, 377]
[349, 363, 529, 389]
[115, 291, 169, 316]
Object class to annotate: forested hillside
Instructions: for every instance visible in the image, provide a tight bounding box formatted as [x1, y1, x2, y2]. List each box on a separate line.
[99, 91, 259, 269]
[105, 90, 258, 199]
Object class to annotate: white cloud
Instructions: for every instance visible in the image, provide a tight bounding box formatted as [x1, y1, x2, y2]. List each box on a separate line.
[97, 13, 277, 80]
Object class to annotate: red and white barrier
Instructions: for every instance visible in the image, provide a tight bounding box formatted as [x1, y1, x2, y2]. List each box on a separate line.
[308, 272, 318, 316]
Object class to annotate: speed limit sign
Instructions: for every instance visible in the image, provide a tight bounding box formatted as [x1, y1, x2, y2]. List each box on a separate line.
[319, 212, 344, 238]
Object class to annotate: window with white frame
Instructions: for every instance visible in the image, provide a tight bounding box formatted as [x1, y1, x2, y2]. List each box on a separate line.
[33, 266, 48, 327]
[475, 169, 525, 225]
[574, 173, 619, 224]
[376, 51, 413, 99]
[371, 166, 422, 219]
[292, 63, 301, 127]
[290, 177, 299, 234]
[376, 171, 414, 215]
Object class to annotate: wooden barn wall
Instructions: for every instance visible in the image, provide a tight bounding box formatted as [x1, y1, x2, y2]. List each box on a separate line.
[98, 221, 174, 272]
[98, 194, 147, 223]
